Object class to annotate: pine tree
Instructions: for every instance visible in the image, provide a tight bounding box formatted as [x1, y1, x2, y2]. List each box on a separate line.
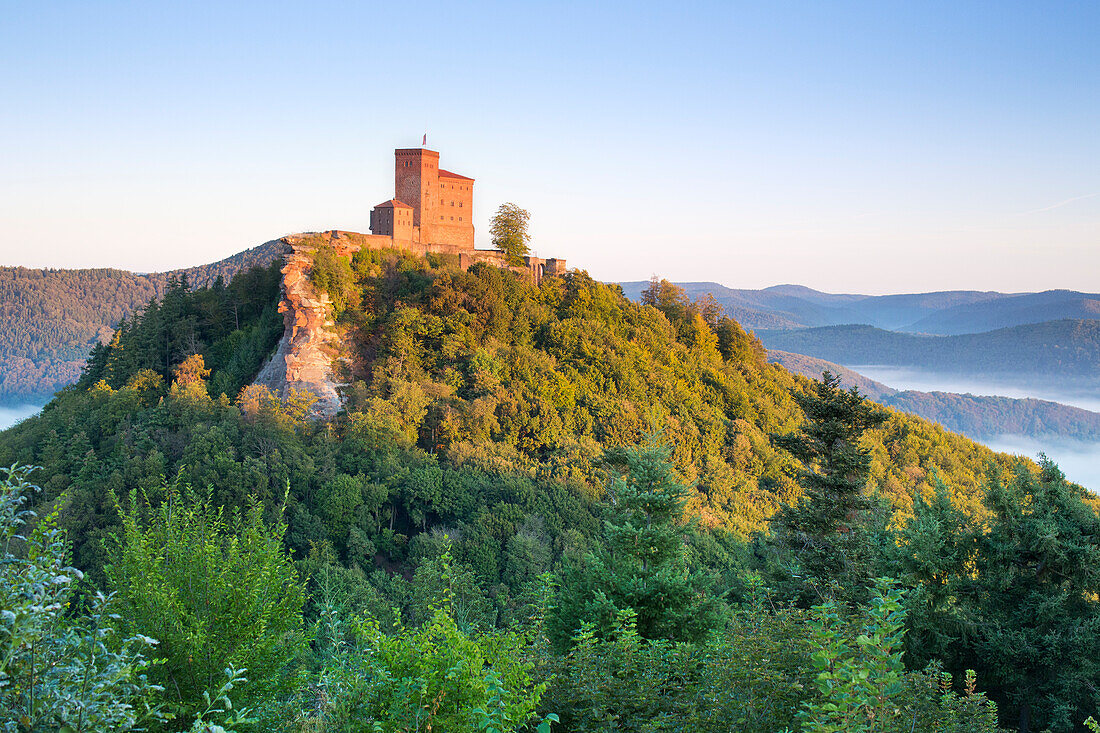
[549, 435, 720, 648]
[769, 371, 888, 600]
[970, 460, 1100, 733]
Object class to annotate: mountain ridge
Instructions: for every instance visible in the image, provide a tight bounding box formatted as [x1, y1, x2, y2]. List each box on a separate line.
[0, 238, 290, 404]
[757, 319, 1100, 379]
[768, 349, 1100, 442]
[619, 280, 1100, 334]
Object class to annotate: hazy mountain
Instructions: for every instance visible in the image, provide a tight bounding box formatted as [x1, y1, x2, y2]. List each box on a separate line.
[756, 320, 1100, 379]
[618, 281, 1100, 335]
[769, 349, 1100, 442]
[0, 238, 290, 404]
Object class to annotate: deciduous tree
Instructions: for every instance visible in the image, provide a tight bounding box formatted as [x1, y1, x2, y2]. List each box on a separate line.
[490, 203, 532, 266]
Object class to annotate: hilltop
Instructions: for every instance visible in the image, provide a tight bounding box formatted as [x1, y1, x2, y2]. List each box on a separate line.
[0, 241, 1049, 569]
[0, 238, 289, 404]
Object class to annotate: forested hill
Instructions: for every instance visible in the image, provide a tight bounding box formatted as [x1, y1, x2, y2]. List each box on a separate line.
[769, 349, 1100, 442]
[1, 247, 1042, 571]
[0, 237, 289, 405]
[757, 320, 1100, 379]
[6, 250, 1100, 731]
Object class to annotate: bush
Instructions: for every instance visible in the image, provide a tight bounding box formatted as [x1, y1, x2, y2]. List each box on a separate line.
[105, 485, 307, 726]
[0, 465, 165, 732]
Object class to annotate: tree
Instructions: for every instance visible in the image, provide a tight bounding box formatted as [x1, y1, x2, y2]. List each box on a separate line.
[898, 460, 1100, 733]
[548, 435, 721, 648]
[173, 354, 210, 386]
[105, 485, 307, 724]
[489, 203, 531, 266]
[974, 461, 1100, 732]
[769, 371, 888, 600]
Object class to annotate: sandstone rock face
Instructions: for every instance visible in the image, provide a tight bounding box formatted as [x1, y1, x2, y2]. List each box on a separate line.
[253, 237, 345, 417]
[253, 229, 567, 419]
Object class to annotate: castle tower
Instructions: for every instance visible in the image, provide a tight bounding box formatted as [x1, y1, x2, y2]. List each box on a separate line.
[394, 148, 440, 243]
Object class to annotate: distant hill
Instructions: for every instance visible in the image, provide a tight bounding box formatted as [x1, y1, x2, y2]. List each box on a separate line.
[769, 350, 1100, 442]
[0, 238, 289, 404]
[618, 281, 1100, 335]
[757, 320, 1100, 380]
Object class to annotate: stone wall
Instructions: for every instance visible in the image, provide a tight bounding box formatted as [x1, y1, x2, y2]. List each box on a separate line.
[290, 230, 566, 285]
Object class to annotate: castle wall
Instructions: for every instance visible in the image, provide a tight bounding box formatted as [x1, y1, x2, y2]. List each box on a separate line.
[432, 173, 475, 248]
[288, 231, 564, 285]
[369, 147, 562, 283]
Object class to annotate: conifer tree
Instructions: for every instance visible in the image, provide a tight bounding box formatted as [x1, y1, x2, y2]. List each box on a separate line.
[970, 461, 1100, 732]
[549, 435, 720, 648]
[769, 371, 887, 600]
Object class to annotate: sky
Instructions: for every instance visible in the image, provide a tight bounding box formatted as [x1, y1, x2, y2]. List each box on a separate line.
[1, 1, 1097, 293]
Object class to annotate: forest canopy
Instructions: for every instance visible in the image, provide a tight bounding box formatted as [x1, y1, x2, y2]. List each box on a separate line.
[1, 251, 1097, 731]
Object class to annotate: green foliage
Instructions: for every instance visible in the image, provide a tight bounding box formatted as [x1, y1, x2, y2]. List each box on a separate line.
[549, 436, 721, 647]
[105, 486, 307, 726]
[308, 246, 356, 315]
[489, 203, 531, 266]
[291, 547, 553, 733]
[542, 588, 813, 733]
[0, 240, 288, 405]
[79, 264, 283, 402]
[797, 579, 908, 732]
[184, 666, 254, 733]
[6, 247, 1085, 732]
[0, 465, 166, 732]
[795, 578, 1005, 733]
[896, 460, 1100, 732]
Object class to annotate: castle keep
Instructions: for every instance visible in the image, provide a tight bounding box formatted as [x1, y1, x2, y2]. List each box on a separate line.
[361, 146, 565, 281]
[371, 148, 475, 249]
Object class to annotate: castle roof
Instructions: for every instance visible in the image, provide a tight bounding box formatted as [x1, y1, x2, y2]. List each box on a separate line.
[439, 169, 474, 181]
[374, 199, 412, 209]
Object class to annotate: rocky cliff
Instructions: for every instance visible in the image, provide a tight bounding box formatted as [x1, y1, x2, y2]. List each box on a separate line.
[253, 235, 345, 417]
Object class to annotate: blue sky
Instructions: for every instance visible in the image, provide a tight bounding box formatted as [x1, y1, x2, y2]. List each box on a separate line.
[1, 1, 1097, 292]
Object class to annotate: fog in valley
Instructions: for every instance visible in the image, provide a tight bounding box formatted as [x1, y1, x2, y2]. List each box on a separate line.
[0, 404, 43, 431]
[851, 366, 1100, 414]
[982, 436, 1100, 493]
[852, 366, 1099, 491]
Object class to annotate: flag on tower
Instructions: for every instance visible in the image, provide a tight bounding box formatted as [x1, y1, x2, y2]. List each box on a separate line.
[422, 133, 427, 146]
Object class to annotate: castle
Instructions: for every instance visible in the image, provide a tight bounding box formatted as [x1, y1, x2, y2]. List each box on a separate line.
[262, 145, 569, 417]
[360, 146, 566, 281]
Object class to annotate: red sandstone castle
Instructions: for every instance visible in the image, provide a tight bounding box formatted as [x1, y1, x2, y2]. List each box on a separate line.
[364, 146, 566, 280]
[371, 147, 475, 249]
